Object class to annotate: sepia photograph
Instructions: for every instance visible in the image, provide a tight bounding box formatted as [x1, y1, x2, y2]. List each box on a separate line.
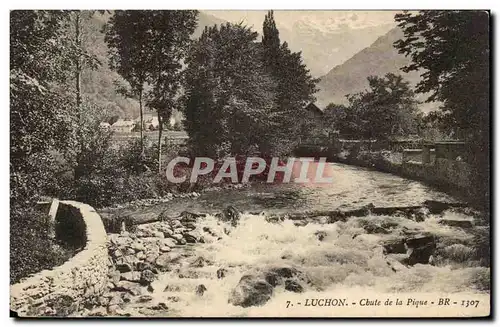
[9, 8, 491, 318]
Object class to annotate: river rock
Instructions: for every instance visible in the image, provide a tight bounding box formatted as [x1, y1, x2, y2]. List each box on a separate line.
[171, 234, 184, 242]
[407, 244, 436, 265]
[122, 293, 134, 303]
[108, 270, 121, 284]
[171, 220, 183, 229]
[314, 230, 327, 241]
[108, 294, 123, 307]
[195, 284, 207, 296]
[190, 256, 206, 268]
[138, 295, 153, 303]
[161, 227, 174, 237]
[136, 261, 153, 272]
[160, 245, 171, 252]
[149, 302, 168, 311]
[116, 261, 133, 273]
[113, 281, 142, 295]
[173, 227, 186, 235]
[107, 305, 120, 315]
[184, 223, 197, 230]
[362, 222, 390, 234]
[229, 275, 274, 307]
[136, 251, 146, 260]
[110, 234, 131, 248]
[140, 269, 155, 285]
[405, 234, 435, 249]
[222, 206, 241, 227]
[156, 253, 172, 268]
[125, 247, 136, 256]
[263, 267, 308, 287]
[120, 271, 141, 283]
[152, 231, 165, 239]
[98, 296, 110, 307]
[382, 238, 407, 254]
[285, 280, 304, 293]
[438, 219, 473, 229]
[217, 268, 227, 279]
[132, 242, 145, 252]
[145, 253, 159, 264]
[161, 238, 177, 248]
[183, 232, 198, 243]
[180, 211, 200, 223]
[112, 249, 124, 260]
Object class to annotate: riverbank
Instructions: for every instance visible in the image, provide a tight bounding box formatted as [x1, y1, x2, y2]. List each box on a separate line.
[330, 150, 485, 211]
[78, 201, 490, 317]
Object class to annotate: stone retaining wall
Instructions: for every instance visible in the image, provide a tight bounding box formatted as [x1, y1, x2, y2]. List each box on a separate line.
[10, 201, 108, 317]
[401, 159, 473, 192]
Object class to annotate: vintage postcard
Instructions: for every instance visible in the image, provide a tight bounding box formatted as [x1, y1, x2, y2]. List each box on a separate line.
[10, 9, 490, 318]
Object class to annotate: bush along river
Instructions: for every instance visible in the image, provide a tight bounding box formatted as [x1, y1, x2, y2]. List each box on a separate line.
[79, 162, 490, 317]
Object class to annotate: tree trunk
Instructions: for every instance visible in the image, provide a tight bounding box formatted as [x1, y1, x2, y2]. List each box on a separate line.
[158, 113, 163, 173]
[75, 12, 81, 111]
[139, 89, 144, 155]
[74, 11, 82, 181]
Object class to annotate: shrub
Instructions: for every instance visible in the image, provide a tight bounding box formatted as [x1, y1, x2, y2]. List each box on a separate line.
[10, 206, 73, 284]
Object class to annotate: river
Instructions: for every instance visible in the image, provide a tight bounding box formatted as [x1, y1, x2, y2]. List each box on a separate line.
[96, 162, 490, 317]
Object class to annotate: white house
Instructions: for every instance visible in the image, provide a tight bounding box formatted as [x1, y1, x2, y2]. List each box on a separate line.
[99, 122, 111, 130]
[111, 119, 136, 133]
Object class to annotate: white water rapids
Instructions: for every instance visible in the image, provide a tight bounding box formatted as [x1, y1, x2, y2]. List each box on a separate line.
[99, 163, 490, 317]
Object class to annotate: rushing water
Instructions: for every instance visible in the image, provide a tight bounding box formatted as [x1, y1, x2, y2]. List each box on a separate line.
[104, 162, 490, 317]
[118, 162, 457, 221]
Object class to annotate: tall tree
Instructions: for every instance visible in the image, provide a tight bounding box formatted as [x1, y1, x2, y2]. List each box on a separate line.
[10, 10, 76, 203]
[261, 11, 319, 153]
[183, 23, 277, 158]
[105, 11, 152, 154]
[394, 10, 490, 205]
[144, 10, 198, 172]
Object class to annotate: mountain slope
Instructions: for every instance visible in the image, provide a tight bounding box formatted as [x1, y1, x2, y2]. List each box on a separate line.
[315, 27, 433, 110]
[279, 22, 395, 77]
[81, 12, 227, 120]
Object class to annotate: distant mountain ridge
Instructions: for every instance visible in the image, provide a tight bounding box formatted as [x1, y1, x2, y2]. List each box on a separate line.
[315, 27, 437, 112]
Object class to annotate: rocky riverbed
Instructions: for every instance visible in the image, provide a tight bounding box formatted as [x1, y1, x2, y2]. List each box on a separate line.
[77, 201, 490, 317]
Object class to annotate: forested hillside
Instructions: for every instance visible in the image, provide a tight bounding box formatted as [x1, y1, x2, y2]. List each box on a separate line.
[80, 12, 226, 121]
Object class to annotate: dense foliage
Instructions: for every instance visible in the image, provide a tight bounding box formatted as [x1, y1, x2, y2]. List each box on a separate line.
[183, 11, 319, 158]
[394, 10, 490, 206]
[324, 73, 420, 140]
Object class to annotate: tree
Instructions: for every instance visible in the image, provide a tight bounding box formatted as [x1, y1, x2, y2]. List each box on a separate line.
[183, 23, 277, 158]
[394, 10, 490, 206]
[10, 10, 76, 203]
[105, 11, 152, 154]
[261, 11, 319, 152]
[143, 10, 198, 172]
[341, 73, 419, 141]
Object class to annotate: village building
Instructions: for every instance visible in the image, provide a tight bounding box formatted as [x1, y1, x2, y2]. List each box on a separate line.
[99, 122, 111, 130]
[111, 119, 136, 133]
[301, 102, 326, 138]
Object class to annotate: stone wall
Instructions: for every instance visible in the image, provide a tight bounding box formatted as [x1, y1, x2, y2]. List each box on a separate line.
[401, 158, 473, 193]
[10, 201, 108, 317]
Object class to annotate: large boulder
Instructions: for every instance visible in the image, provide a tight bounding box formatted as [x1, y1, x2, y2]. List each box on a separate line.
[228, 275, 274, 308]
[284, 280, 304, 293]
[404, 233, 436, 265]
[222, 206, 241, 227]
[140, 269, 155, 285]
[161, 238, 177, 248]
[438, 219, 473, 229]
[183, 232, 198, 243]
[120, 271, 141, 283]
[382, 238, 407, 254]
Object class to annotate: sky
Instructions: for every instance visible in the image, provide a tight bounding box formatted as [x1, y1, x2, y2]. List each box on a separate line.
[204, 10, 399, 33]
